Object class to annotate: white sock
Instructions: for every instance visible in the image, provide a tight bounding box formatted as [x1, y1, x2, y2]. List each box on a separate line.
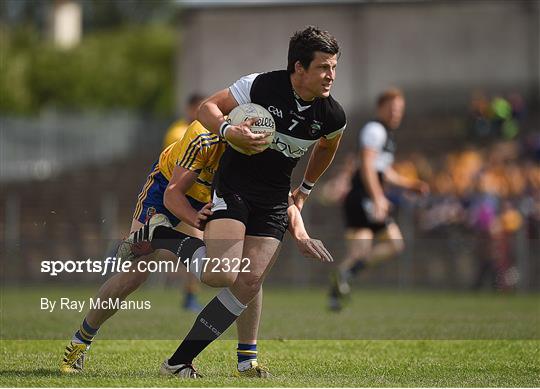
[238, 359, 257, 371]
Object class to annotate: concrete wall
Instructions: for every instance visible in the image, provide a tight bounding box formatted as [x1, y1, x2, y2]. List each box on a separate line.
[176, 0, 539, 115]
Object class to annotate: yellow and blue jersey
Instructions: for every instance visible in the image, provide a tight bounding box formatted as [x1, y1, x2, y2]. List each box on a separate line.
[133, 121, 227, 225]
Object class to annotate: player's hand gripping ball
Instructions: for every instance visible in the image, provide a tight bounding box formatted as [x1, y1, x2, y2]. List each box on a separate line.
[227, 103, 276, 155]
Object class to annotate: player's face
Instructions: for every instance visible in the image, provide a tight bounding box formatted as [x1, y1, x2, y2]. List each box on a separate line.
[302, 52, 338, 99]
[379, 97, 405, 130]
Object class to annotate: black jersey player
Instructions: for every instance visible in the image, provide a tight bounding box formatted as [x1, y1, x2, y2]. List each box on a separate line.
[329, 88, 429, 311]
[159, 26, 346, 378]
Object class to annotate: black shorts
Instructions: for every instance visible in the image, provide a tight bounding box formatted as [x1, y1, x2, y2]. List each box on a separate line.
[207, 190, 289, 241]
[343, 190, 393, 233]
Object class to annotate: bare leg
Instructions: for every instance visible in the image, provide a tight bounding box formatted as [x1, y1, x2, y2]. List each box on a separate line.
[338, 228, 374, 273]
[236, 288, 262, 344]
[229, 236, 281, 305]
[85, 219, 155, 328]
[366, 222, 405, 265]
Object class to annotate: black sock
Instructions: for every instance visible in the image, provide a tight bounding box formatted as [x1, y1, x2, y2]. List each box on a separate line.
[168, 289, 246, 365]
[348, 259, 367, 277]
[151, 226, 204, 263]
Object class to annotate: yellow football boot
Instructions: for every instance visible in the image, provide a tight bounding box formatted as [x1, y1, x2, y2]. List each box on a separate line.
[235, 360, 271, 378]
[60, 342, 88, 373]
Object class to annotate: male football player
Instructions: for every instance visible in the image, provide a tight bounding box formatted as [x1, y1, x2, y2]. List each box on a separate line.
[328, 88, 429, 311]
[159, 26, 346, 378]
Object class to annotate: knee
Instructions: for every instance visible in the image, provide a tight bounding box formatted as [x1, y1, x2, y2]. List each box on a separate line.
[234, 274, 263, 299]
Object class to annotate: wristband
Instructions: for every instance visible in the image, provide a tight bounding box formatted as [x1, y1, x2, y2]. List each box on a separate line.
[219, 121, 232, 138]
[299, 179, 315, 195]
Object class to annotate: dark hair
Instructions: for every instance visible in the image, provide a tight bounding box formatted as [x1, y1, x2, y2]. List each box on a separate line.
[377, 88, 404, 108]
[187, 93, 205, 106]
[287, 26, 340, 74]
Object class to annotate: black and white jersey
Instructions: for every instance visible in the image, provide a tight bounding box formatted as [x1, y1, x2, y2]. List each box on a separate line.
[216, 70, 346, 205]
[350, 120, 396, 195]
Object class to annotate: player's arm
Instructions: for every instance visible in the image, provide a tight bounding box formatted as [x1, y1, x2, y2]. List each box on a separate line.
[292, 133, 343, 211]
[287, 195, 333, 262]
[163, 167, 213, 230]
[198, 89, 269, 154]
[383, 166, 429, 195]
[360, 147, 389, 221]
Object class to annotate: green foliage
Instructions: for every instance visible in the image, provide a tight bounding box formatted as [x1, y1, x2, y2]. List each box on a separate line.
[0, 24, 175, 115]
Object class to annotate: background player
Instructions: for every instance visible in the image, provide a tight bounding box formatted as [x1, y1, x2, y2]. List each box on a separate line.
[329, 88, 429, 311]
[158, 26, 345, 378]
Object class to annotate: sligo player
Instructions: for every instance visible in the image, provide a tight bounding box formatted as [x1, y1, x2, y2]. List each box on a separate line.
[159, 26, 345, 378]
[328, 89, 429, 311]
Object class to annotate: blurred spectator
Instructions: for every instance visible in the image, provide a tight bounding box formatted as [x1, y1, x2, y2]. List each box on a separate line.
[468, 90, 491, 139]
[524, 132, 540, 162]
[490, 96, 515, 139]
[508, 92, 526, 124]
[468, 91, 527, 141]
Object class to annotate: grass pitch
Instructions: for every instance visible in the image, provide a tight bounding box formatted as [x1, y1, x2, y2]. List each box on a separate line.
[1, 286, 539, 387]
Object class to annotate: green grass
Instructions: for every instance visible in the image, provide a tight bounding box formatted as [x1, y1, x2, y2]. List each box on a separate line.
[1, 286, 539, 386]
[1, 339, 539, 387]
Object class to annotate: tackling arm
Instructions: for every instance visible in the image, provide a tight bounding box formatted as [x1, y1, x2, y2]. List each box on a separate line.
[163, 167, 213, 230]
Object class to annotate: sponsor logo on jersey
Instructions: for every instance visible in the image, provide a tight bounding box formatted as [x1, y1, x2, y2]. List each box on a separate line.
[271, 135, 308, 158]
[268, 105, 283, 118]
[290, 111, 305, 121]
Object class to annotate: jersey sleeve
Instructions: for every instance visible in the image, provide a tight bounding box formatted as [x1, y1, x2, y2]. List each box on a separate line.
[322, 98, 347, 139]
[176, 131, 208, 172]
[229, 73, 260, 105]
[324, 123, 346, 139]
[359, 122, 387, 151]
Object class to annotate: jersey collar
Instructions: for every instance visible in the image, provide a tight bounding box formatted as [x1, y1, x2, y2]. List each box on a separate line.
[292, 89, 314, 112]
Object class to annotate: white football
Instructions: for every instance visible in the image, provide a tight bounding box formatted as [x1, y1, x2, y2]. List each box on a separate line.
[226, 103, 276, 155]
